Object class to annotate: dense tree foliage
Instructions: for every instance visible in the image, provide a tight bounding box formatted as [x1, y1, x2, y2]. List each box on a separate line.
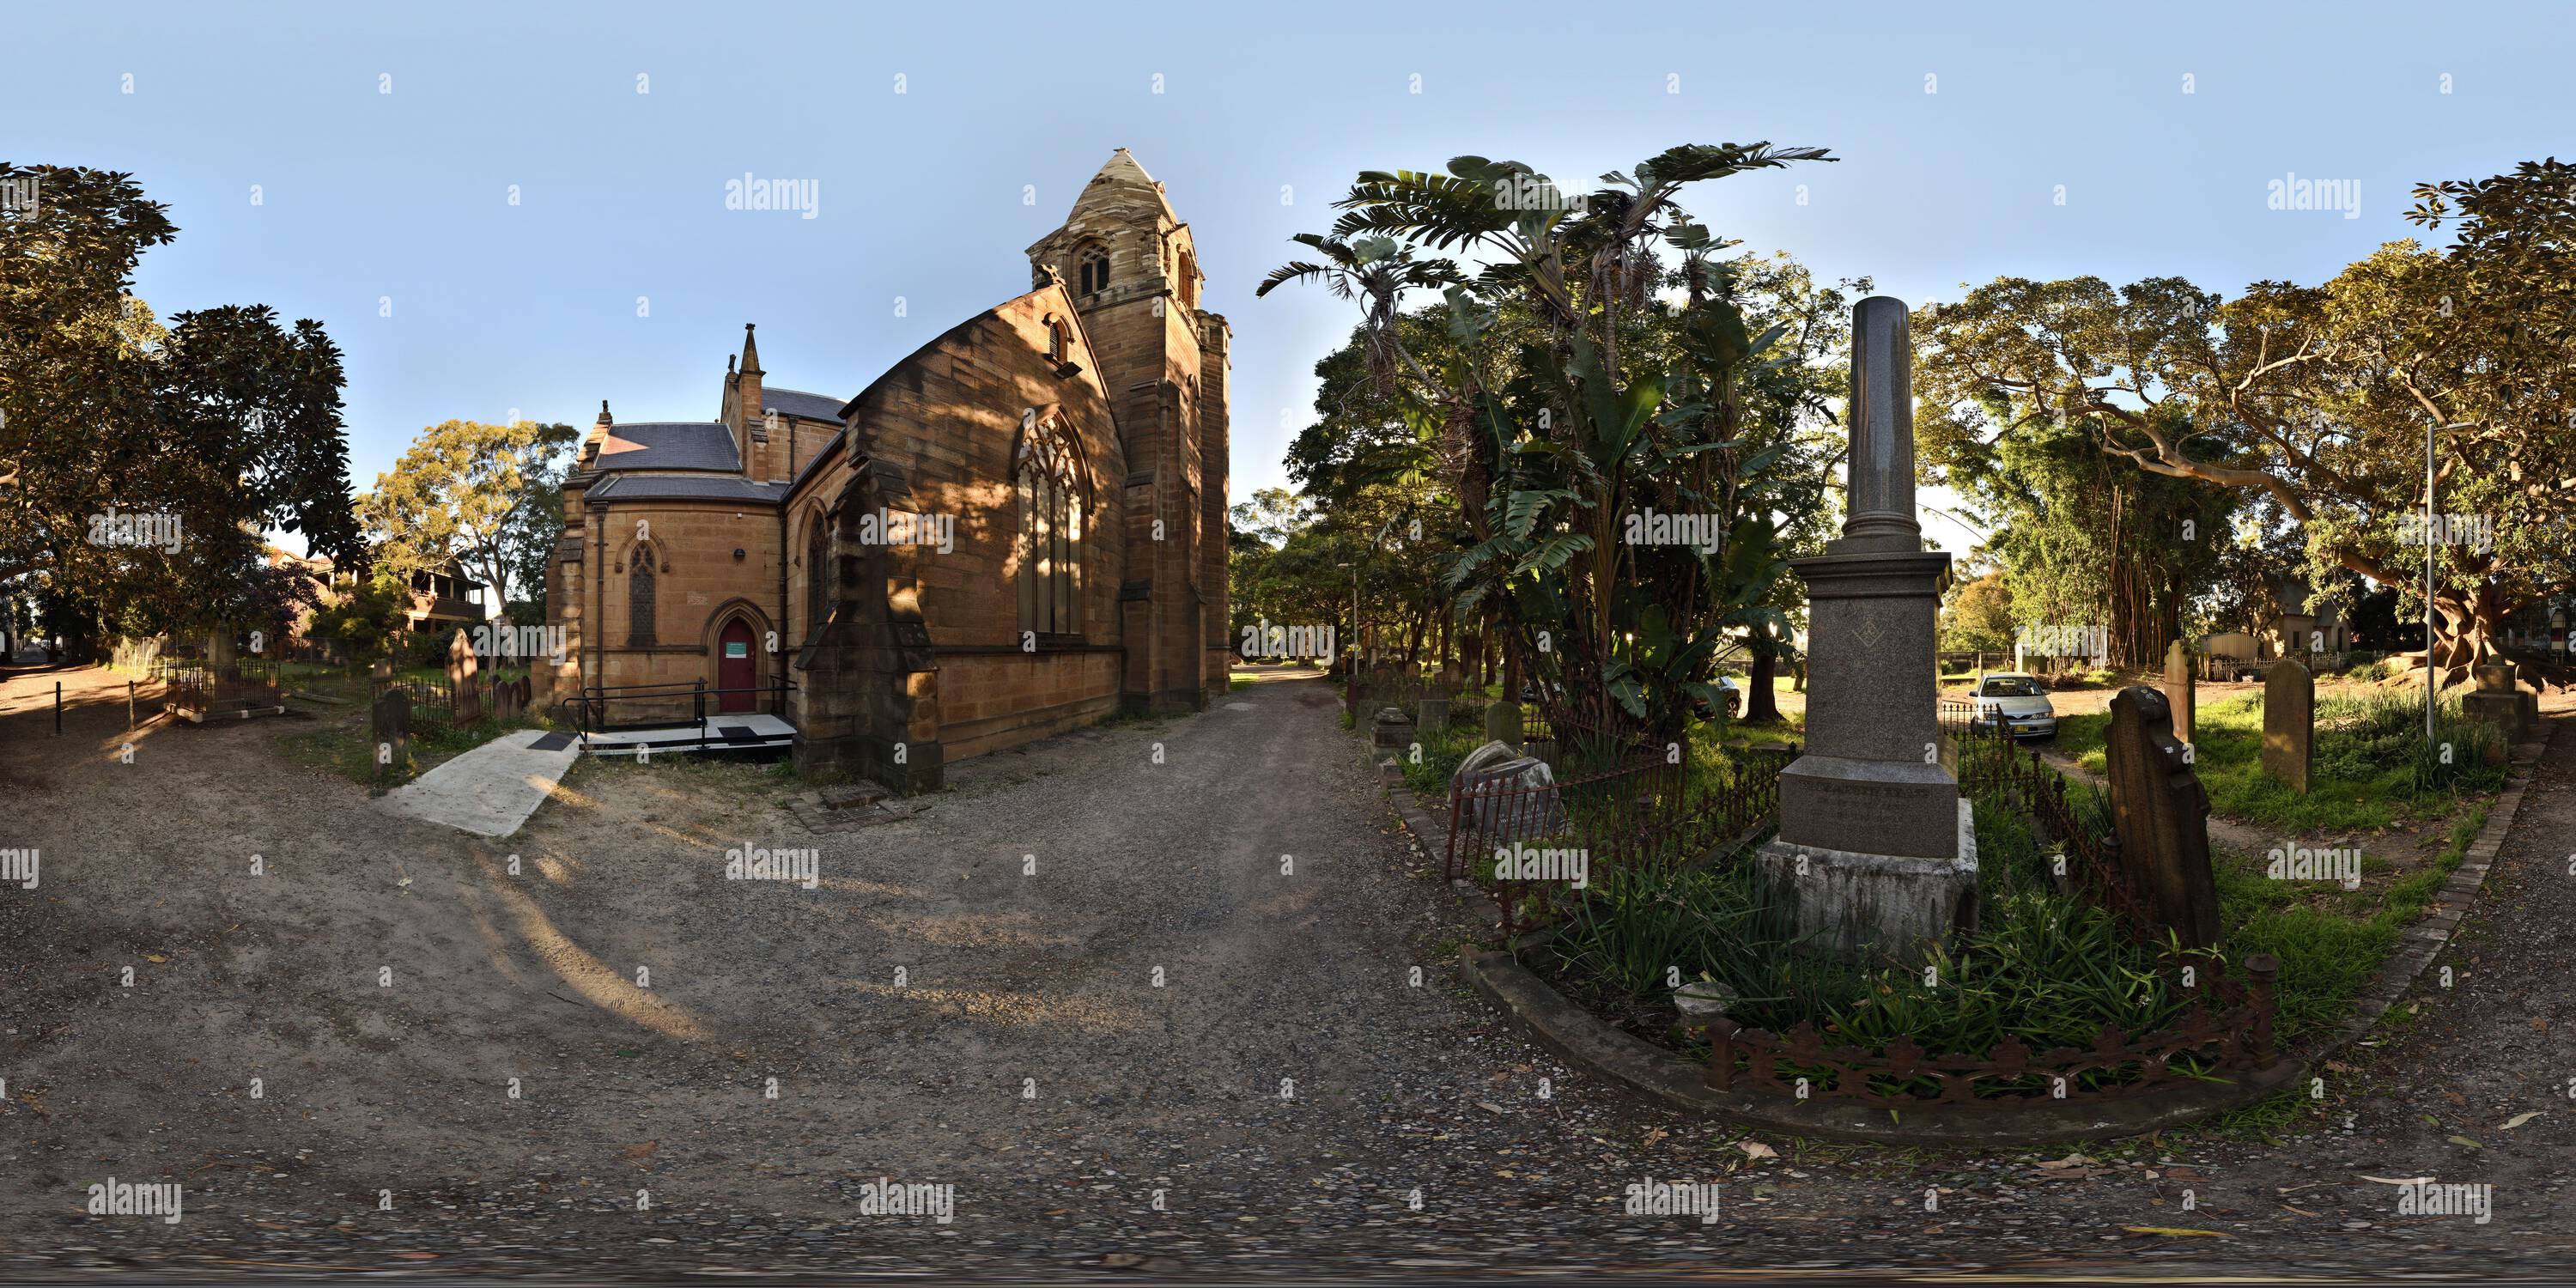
[1916, 160, 2576, 681]
[1261, 145, 1852, 739]
[1, 163, 360, 652]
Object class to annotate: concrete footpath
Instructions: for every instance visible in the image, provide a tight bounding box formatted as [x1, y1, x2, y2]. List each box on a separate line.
[376, 727, 578, 836]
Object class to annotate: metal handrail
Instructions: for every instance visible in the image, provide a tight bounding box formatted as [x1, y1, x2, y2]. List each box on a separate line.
[566, 673, 797, 746]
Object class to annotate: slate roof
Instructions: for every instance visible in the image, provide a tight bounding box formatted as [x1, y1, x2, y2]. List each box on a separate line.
[585, 473, 787, 506]
[762, 387, 848, 423]
[591, 422, 741, 472]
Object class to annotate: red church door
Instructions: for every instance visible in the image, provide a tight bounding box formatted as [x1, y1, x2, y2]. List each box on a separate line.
[717, 621, 756, 712]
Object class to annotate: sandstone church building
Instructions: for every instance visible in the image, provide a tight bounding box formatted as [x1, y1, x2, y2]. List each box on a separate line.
[535, 149, 1230, 792]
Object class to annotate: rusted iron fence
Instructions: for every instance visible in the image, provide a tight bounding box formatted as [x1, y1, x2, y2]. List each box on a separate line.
[1344, 665, 1476, 725]
[1690, 951, 2280, 1105]
[156, 658, 286, 722]
[1447, 742, 1799, 938]
[1940, 702, 2154, 938]
[371, 671, 533, 726]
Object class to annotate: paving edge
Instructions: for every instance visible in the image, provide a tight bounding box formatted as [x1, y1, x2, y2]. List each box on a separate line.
[2303, 718, 2556, 1064]
[1373, 719, 2559, 1144]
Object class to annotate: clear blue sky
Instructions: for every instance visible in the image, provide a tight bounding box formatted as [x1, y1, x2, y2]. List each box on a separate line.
[8, 1, 2564, 557]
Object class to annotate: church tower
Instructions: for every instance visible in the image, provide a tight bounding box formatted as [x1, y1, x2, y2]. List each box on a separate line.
[1027, 149, 1231, 712]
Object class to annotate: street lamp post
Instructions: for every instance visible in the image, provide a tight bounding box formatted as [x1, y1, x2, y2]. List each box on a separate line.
[2425, 417, 2436, 746]
[2426, 421, 2476, 747]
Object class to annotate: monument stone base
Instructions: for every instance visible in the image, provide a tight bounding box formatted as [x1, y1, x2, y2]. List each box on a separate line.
[1756, 799, 1978, 967]
[1776, 756, 1962, 860]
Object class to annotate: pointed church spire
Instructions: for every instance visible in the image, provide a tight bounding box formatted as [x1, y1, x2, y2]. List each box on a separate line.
[1067, 147, 1177, 224]
[739, 323, 763, 376]
[581, 399, 614, 464]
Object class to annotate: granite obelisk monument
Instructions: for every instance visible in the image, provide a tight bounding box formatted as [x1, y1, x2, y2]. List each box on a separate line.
[1756, 296, 1975, 964]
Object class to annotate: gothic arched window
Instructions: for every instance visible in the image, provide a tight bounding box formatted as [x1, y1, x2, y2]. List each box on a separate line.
[1016, 417, 1084, 637]
[805, 515, 831, 641]
[628, 553, 657, 646]
[1078, 245, 1110, 295]
[1044, 316, 1069, 363]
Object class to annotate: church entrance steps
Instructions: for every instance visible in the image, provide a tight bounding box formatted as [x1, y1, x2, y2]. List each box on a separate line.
[576, 712, 795, 758]
[374, 727, 580, 838]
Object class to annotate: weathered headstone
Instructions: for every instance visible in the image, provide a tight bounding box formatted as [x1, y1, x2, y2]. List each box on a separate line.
[492, 675, 525, 723]
[2162, 640, 2195, 748]
[2261, 655, 2314, 794]
[370, 657, 393, 680]
[2105, 686, 2221, 949]
[2463, 660, 2536, 750]
[448, 629, 483, 723]
[1485, 699, 1523, 752]
[1452, 739, 1519, 791]
[1417, 696, 1452, 738]
[1371, 706, 1414, 761]
[371, 685, 411, 784]
[1461, 756, 1569, 842]
[1755, 297, 1972, 966]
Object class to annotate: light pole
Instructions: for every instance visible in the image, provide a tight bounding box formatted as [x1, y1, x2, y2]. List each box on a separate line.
[2425, 420, 2476, 746]
[1335, 561, 1358, 674]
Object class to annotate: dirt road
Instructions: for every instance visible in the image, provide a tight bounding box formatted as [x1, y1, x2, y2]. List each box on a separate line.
[3, 661, 2571, 1279]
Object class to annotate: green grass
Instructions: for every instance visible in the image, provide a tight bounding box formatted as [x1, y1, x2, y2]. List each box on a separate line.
[1548, 849, 2220, 1096]
[2051, 690, 2504, 834]
[2219, 804, 2485, 1042]
[277, 707, 552, 790]
[1229, 675, 1254, 693]
[1540, 709, 2493, 1094]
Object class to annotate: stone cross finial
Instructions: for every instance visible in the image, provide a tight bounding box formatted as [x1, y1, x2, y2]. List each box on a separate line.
[1838, 296, 1923, 554]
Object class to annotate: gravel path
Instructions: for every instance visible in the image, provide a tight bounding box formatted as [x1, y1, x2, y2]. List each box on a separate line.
[3, 662, 2572, 1279]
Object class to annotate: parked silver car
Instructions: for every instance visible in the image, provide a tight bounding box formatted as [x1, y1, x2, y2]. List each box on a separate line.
[1968, 672, 2057, 738]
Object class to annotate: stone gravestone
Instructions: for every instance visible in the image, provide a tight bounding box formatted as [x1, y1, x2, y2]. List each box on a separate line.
[1370, 706, 1414, 759]
[2162, 640, 2196, 748]
[1453, 739, 1519, 788]
[1454, 750, 1569, 846]
[2105, 686, 2221, 949]
[448, 629, 483, 723]
[2462, 662, 2532, 757]
[1417, 696, 1452, 739]
[1485, 699, 1523, 752]
[492, 675, 524, 723]
[1754, 297, 1973, 966]
[2261, 655, 2314, 794]
[371, 685, 411, 784]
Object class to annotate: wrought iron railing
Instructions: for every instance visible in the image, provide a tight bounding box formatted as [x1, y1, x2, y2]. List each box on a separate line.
[552, 675, 796, 750]
[1690, 951, 2280, 1105]
[1445, 743, 1799, 938]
